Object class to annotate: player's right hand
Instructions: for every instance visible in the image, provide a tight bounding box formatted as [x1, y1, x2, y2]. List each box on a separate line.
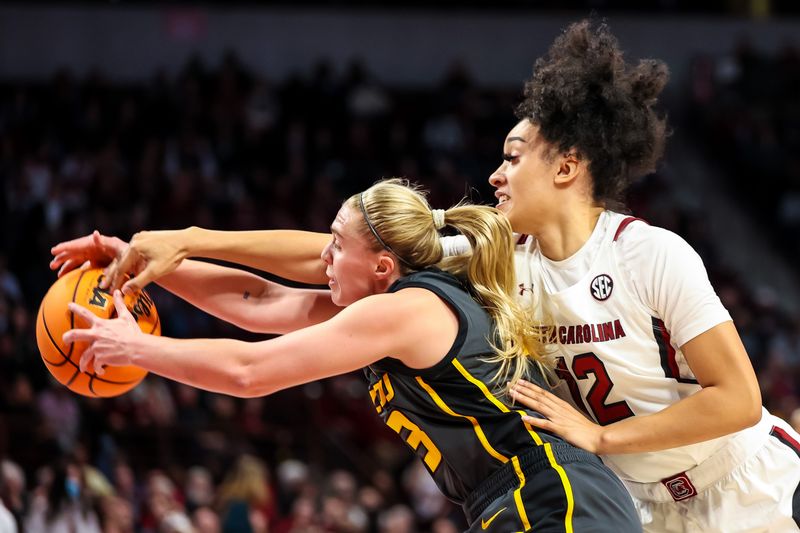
[50, 231, 128, 278]
[102, 229, 189, 295]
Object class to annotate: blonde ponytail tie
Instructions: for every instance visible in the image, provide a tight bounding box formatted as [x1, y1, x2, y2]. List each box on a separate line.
[431, 209, 446, 230]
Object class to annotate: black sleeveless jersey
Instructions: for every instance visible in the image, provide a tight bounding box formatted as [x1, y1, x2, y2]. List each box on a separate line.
[365, 270, 565, 505]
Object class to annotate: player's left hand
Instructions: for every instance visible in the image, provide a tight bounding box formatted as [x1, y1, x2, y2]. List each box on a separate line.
[50, 230, 128, 278]
[510, 379, 605, 454]
[63, 290, 142, 375]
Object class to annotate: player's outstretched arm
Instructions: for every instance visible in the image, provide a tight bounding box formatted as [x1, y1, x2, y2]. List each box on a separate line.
[105, 227, 331, 295]
[51, 231, 338, 333]
[155, 260, 340, 334]
[65, 288, 446, 398]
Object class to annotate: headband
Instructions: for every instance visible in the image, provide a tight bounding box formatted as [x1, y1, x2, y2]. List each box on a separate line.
[358, 192, 417, 269]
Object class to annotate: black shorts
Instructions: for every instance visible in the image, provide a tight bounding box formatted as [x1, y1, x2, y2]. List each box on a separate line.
[463, 443, 641, 532]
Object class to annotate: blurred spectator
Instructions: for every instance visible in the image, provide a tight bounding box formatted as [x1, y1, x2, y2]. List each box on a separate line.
[100, 495, 135, 533]
[24, 457, 101, 533]
[216, 454, 274, 533]
[0, 498, 16, 533]
[0, 459, 25, 529]
[192, 506, 221, 533]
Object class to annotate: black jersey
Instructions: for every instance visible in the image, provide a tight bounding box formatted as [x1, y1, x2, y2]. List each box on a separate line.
[365, 269, 566, 503]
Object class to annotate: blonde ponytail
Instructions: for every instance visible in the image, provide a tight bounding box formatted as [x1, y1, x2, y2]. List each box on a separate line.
[441, 206, 546, 390]
[349, 179, 547, 391]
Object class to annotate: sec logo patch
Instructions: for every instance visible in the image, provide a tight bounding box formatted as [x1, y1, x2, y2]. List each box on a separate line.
[590, 274, 613, 301]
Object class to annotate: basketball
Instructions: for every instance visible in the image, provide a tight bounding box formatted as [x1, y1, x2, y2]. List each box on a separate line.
[35, 267, 161, 397]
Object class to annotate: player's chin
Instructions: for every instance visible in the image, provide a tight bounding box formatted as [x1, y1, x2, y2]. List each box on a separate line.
[496, 201, 517, 225]
[329, 287, 347, 307]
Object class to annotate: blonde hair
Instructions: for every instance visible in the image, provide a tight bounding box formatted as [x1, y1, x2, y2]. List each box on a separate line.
[347, 178, 546, 390]
[216, 454, 270, 510]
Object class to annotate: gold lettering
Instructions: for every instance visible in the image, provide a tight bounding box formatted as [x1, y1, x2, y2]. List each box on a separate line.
[386, 411, 442, 472]
[368, 373, 395, 413]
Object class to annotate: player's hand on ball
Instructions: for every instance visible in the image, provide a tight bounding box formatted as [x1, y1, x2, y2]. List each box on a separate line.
[104, 229, 189, 295]
[63, 291, 142, 375]
[511, 379, 606, 454]
[50, 230, 128, 278]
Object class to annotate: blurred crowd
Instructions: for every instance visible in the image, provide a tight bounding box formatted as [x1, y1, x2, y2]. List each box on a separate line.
[1, 47, 800, 532]
[690, 37, 800, 262]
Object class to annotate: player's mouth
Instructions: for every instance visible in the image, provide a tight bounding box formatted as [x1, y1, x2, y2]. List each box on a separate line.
[495, 192, 510, 208]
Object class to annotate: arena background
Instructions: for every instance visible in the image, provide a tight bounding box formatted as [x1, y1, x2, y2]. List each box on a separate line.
[1, 1, 799, 531]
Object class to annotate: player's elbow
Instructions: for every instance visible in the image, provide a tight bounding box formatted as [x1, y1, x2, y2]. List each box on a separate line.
[228, 361, 263, 398]
[742, 392, 763, 429]
[227, 362, 279, 398]
[730, 383, 762, 430]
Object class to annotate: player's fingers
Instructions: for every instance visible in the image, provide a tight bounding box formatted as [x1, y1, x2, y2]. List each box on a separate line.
[93, 230, 118, 257]
[509, 381, 546, 402]
[510, 389, 557, 415]
[521, 415, 556, 432]
[108, 248, 136, 291]
[67, 302, 98, 326]
[57, 259, 79, 278]
[63, 327, 95, 345]
[121, 263, 157, 296]
[113, 290, 136, 323]
[514, 379, 544, 393]
[512, 387, 563, 416]
[512, 380, 562, 405]
[50, 235, 84, 255]
[92, 230, 103, 247]
[93, 356, 106, 376]
[50, 251, 69, 270]
[100, 258, 118, 289]
[79, 346, 95, 373]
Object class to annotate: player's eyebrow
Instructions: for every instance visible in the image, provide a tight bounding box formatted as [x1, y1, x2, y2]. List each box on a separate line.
[505, 136, 527, 145]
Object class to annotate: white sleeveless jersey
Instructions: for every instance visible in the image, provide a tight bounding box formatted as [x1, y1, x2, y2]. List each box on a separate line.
[513, 211, 746, 482]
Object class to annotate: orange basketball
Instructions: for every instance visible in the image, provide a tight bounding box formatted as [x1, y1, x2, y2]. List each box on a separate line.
[35, 267, 161, 397]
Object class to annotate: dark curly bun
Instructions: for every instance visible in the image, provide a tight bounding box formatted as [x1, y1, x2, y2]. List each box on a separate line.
[516, 20, 669, 205]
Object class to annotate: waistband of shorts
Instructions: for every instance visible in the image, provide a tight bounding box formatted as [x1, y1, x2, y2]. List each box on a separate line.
[463, 442, 599, 523]
[620, 410, 773, 503]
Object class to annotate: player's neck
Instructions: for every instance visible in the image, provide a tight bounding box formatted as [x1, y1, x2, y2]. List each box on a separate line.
[536, 205, 605, 262]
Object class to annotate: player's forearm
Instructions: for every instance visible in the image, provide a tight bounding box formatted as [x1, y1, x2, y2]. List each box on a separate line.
[597, 384, 762, 454]
[155, 259, 274, 331]
[131, 335, 265, 397]
[156, 260, 337, 334]
[182, 227, 330, 284]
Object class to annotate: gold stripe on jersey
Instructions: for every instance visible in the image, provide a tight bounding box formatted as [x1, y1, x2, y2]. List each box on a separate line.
[510, 456, 531, 530]
[415, 376, 509, 464]
[451, 358, 574, 533]
[415, 375, 530, 530]
[542, 442, 575, 533]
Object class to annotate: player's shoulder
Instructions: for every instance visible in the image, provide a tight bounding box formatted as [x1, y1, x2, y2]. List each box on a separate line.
[610, 213, 695, 258]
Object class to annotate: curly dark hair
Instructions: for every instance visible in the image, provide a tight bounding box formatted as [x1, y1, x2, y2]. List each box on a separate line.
[516, 19, 669, 205]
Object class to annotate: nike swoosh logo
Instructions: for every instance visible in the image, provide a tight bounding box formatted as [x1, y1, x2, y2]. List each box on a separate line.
[481, 507, 507, 529]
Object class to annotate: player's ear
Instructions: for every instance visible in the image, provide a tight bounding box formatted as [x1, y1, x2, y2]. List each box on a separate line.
[374, 253, 397, 279]
[554, 150, 582, 186]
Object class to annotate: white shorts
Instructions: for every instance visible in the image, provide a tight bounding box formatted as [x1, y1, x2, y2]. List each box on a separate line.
[619, 414, 800, 532]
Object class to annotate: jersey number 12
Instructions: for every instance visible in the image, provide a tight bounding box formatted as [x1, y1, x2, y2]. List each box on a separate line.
[555, 353, 634, 425]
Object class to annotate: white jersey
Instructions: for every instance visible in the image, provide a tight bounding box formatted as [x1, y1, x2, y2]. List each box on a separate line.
[513, 210, 744, 482]
[445, 211, 800, 529]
